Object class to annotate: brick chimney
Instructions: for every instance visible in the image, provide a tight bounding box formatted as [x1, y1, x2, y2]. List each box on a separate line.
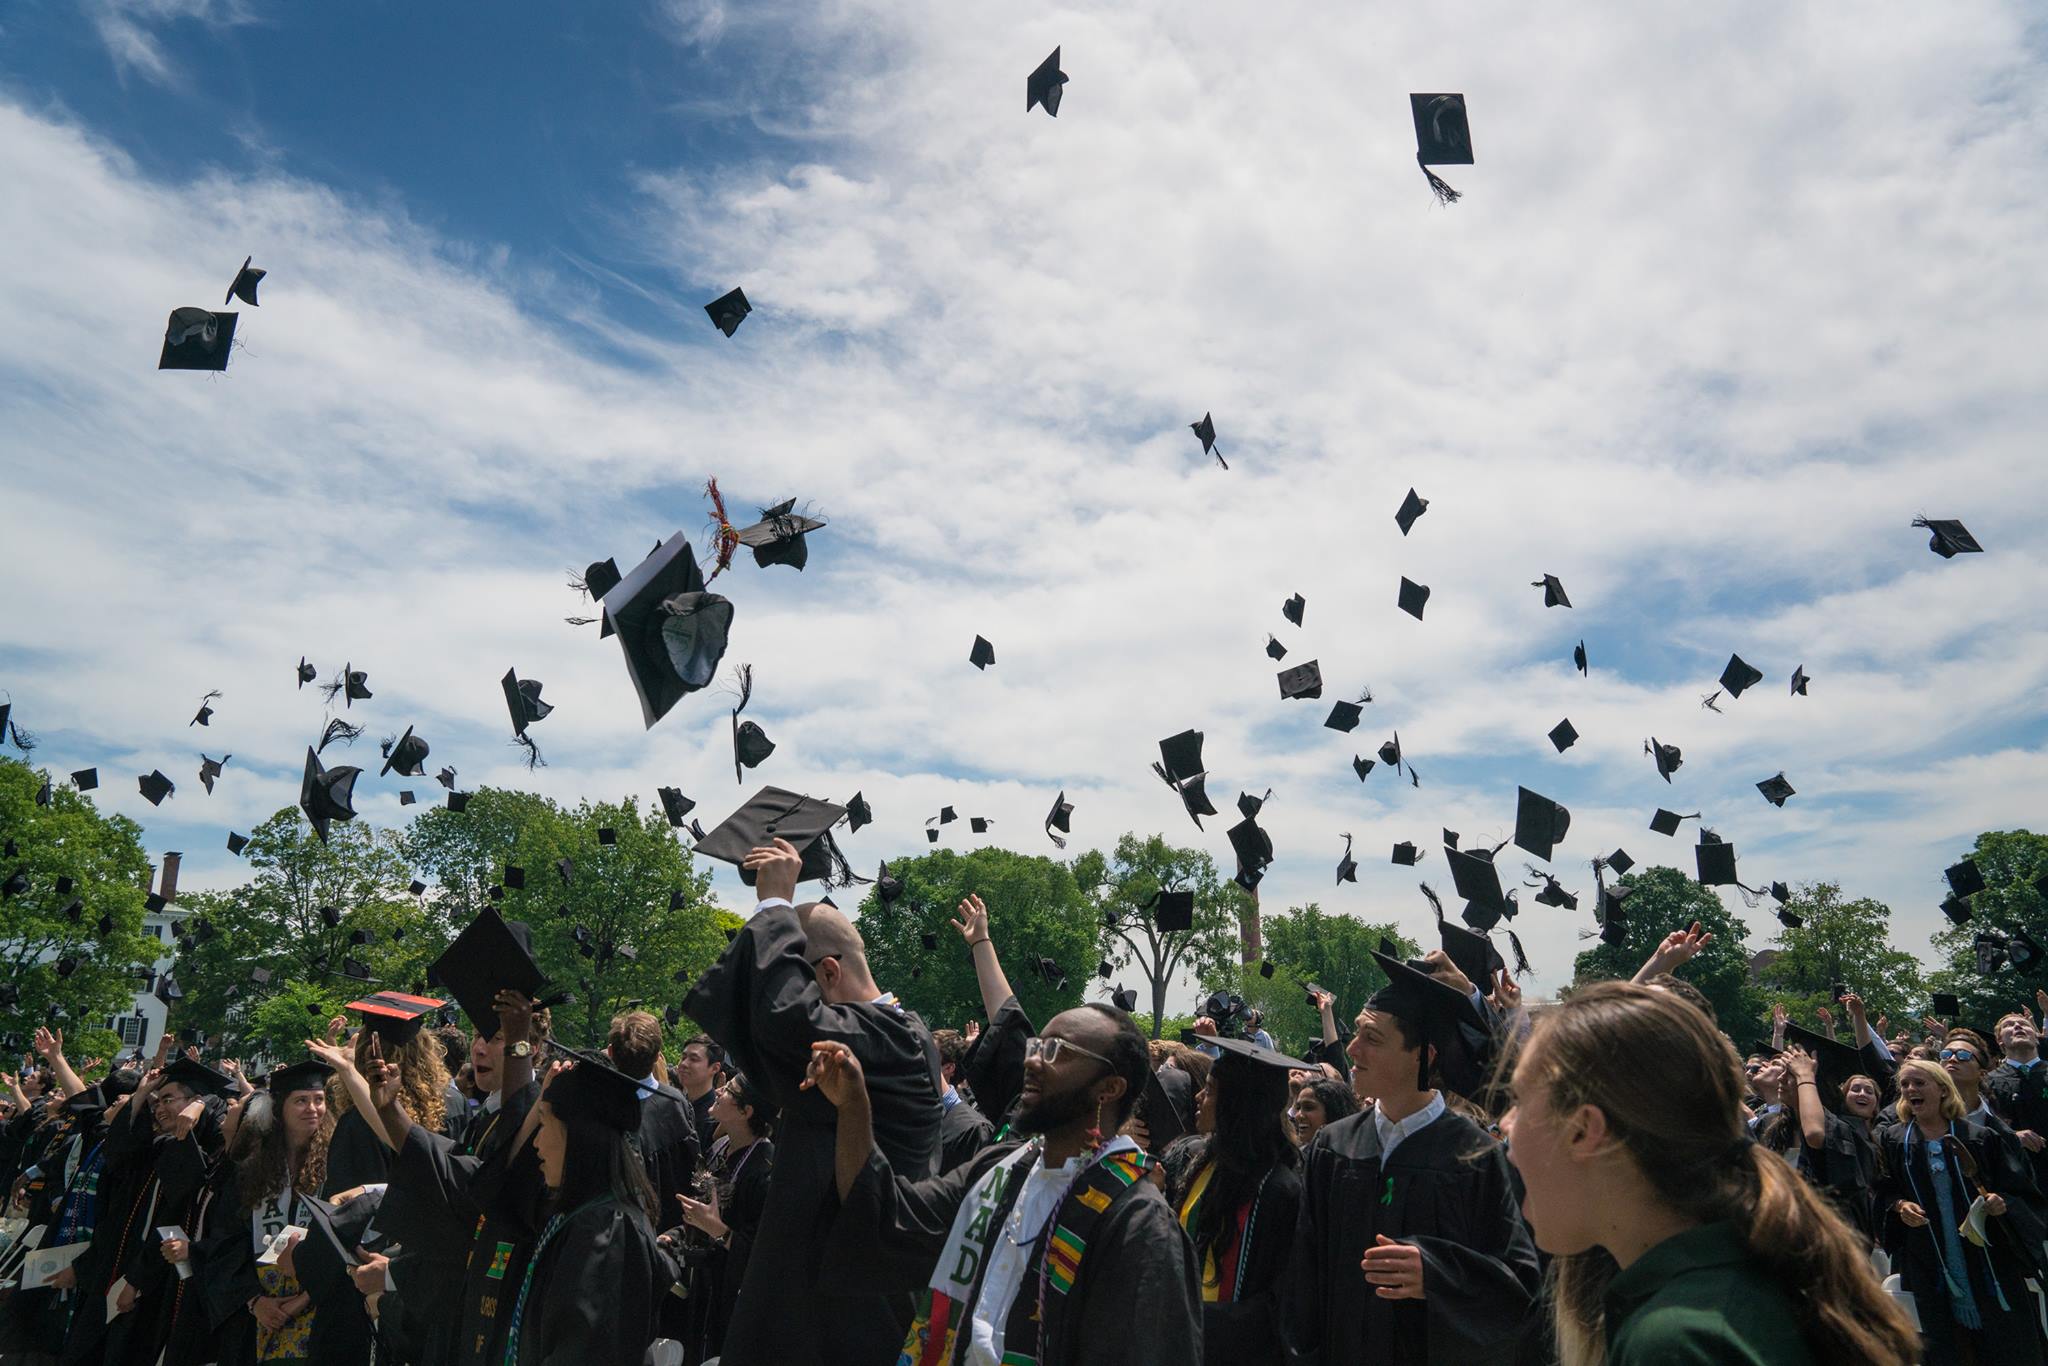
[159, 852, 182, 904]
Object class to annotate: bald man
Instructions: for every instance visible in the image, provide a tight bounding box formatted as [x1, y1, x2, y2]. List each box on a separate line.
[683, 838, 944, 1366]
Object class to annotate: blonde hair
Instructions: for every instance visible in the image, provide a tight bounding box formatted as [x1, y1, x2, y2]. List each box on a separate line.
[1891, 1058, 1965, 1125]
[1517, 982, 1916, 1366]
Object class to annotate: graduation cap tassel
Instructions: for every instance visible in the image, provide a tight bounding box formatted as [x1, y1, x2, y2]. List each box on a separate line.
[1420, 882, 1446, 925]
[8, 722, 34, 756]
[1418, 154, 1462, 206]
[1733, 880, 1768, 909]
[511, 732, 546, 770]
[1506, 928, 1532, 977]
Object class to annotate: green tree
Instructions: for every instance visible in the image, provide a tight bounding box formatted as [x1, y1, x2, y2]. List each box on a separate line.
[240, 979, 355, 1065]
[1259, 902, 1421, 1027]
[1928, 830, 2048, 1027]
[1079, 834, 1246, 1038]
[0, 758, 155, 1063]
[1753, 882, 1925, 1031]
[853, 848, 1095, 1030]
[402, 789, 722, 1047]
[1572, 865, 1764, 1046]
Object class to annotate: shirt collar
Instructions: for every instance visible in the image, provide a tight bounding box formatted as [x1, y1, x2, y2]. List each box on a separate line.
[2011, 1055, 2041, 1072]
[1372, 1091, 1445, 1155]
[1604, 1222, 1750, 1338]
[941, 1084, 960, 1110]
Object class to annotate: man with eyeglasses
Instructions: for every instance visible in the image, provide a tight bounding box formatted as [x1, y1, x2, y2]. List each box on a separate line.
[803, 1002, 1200, 1366]
[683, 836, 944, 1366]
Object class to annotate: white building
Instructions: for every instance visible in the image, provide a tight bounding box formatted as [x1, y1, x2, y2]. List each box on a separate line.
[103, 853, 191, 1056]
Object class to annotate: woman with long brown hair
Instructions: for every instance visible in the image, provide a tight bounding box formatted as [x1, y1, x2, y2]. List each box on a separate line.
[1874, 1058, 2045, 1366]
[318, 1000, 449, 1195]
[1506, 981, 1917, 1365]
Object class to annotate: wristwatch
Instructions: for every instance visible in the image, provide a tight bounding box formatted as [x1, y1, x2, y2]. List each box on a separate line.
[509, 1042, 532, 1058]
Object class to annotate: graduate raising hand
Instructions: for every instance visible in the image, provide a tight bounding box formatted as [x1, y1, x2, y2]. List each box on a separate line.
[802, 1040, 867, 1109]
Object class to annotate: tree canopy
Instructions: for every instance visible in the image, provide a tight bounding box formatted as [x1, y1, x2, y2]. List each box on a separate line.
[1080, 833, 1246, 1037]
[1927, 830, 2048, 1028]
[1572, 864, 1763, 1045]
[1753, 881, 1925, 1030]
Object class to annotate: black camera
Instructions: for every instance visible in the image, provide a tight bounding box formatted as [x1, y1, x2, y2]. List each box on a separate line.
[1201, 990, 1247, 1038]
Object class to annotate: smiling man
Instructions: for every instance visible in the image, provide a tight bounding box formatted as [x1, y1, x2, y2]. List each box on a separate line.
[806, 1004, 1201, 1366]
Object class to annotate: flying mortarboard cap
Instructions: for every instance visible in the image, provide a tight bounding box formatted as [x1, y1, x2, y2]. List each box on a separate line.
[1757, 773, 1796, 807]
[659, 787, 697, 827]
[1790, 666, 1810, 696]
[1352, 755, 1375, 781]
[1326, 694, 1368, 732]
[939, 806, 958, 825]
[1265, 635, 1287, 661]
[72, 768, 97, 790]
[1153, 889, 1194, 932]
[34, 774, 49, 806]
[1695, 839, 1739, 887]
[504, 865, 526, 890]
[348, 991, 447, 1046]
[703, 286, 751, 337]
[1259, 960, 1275, 979]
[430, 907, 548, 1039]
[59, 896, 82, 923]
[1191, 413, 1224, 469]
[399, 790, 416, 805]
[694, 787, 854, 887]
[1913, 517, 1982, 558]
[1336, 834, 1358, 884]
[55, 875, 73, 895]
[268, 1060, 335, 1098]
[1277, 661, 1322, 700]
[876, 861, 904, 903]
[448, 790, 470, 813]
[54, 954, 78, 978]
[2010, 927, 2047, 973]
[1227, 815, 1274, 881]
[145, 890, 165, 911]
[297, 656, 317, 688]
[1946, 860, 1986, 897]
[1281, 593, 1305, 627]
[1531, 873, 1578, 910]
[597, 827, 617, 845]
[1397, 577, 1430, 620]
[1045, 791, 1075, 848]
[1446, 844, 1507, 913]
[1378, 732, 1404, 770]
[1649, 808, 1695, 837]
[606, 532, 734, 730]
[1940, 894, 1971, 927]
[1392, 841, 1421, 866]
[190, 692, 219, 727]
[1, 869, 26, 898]
[1027, 46, 1067, 116]
[380, 726, 430, 778]
[1930, 991, 1960, 1016]
[437, 766, 457, 790]
[1410, 93, 1473, 205]
[969, 817, 991, 835]
[1111, 985, 1138, 1013]
[225, 256, 265, 307]
[1548, 719, 1578, 753]
[318, 904, 344, 928]
[1718, 654, 1763, 699]
[1607, 848, 1635, 876]
[1439, 919, 1506, 987]
[1034, 956, 1068, 991]
[842, 791, 873, 834]
[1974, 931, 2007, 975]
[139, 770, 174, 806]
[299, 748, 360, 844]
[159, 307, 237, 371]
[736, 499, 827, 571]
[1532, 575, 1571, 608]
[969, 636, 995, 670]
[1777, 906, 1803, 929]
[1646, 738, 1682, 783]
[1514, 787, 1571, 861]
[408, 879, 426, 896]
[1395, 488, 1428, 536]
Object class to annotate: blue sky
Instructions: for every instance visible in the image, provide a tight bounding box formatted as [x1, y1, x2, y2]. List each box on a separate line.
[2, 0, 2045, 1002]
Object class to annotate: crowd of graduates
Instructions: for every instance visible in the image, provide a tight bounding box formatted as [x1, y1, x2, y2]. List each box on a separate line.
[0, 837, 2040, 1365]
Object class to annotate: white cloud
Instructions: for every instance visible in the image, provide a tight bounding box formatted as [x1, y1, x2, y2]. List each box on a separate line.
[3, 0, 2047, 1006]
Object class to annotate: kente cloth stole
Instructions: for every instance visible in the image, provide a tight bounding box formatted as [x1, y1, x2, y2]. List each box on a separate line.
[897, 1145, 1149, 1366]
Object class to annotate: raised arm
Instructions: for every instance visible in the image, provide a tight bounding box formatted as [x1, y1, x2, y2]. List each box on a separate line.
[306, 1037, 394, 1150]
[1783, 1048, 1828, 1150]
[1633, 922, 1713, 985]
[33, 1027, 84, 1099]
[803, 1041, 874, 1199]
[1771, 1002, 1788, 1051]
[951, 895, 1017, 1023]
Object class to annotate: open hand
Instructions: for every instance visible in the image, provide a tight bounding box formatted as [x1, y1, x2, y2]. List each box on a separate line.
[949, 895, 990, 946]
[801, 1041, 866, 1109]
[1897, 1201, 1928, 1228]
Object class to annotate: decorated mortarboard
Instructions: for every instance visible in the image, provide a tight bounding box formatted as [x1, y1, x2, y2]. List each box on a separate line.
[1790, 666, 1810, 697]
[429, 907, 550, 1039]
[1531, 574, 1571, 609]
[71, 767, 97, 790]
[225, 255, 265, 307]
[694, 787, 858, 887]
[1326, 691, 1371, 732]
[380, 726, 430, 778]
[727, 665, 775, 782]
[1757, 773, 1796, 808]
[1718, 654, 1763, 700]
[1514, 788, 1571, 862]
[1946, 860, 1986, 897]
[1152, 889, 1195, 932]
[1573, 640, 1588, 675]
[1352, 755, 1375, 781]
[969, 636, 996, 671]
[268, 1059, 336, 1097]
[1282, 593, 1305, 626]
[1410, 93, 1473, 205]
[1696, 839, 1740, 887]
[1397, 577, 1430, 620]
[190, 691, 220, 727]
[1336, 834, 1358, 884]
[659, 787, 697, 827]
[1913, 517, 1982, 559]
[159, 306, 238, 371]
[1264, 635, 1288, 661]
[1276, 661, 1323, 700]
[139, 770, 175, 806]
[606, 533, 734, 730]
[1153, 729, 1218, 829]
[1392, 841, 1422, 866]
[1027, 46, 1068, 116]
[1190, 413, 1225, 469]
[1395, 488, 1428, 536]
[704, 286, 751, 338]
[1045, 791, 1075, 849]
[347, 991, 447, 1046]
[163, 1056, 235, 1098]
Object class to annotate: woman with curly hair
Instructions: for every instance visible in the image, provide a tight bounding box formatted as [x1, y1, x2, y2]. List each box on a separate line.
[1507, 981, 1918, 1366]
[319, 1002, 449, 1196]
[196, 1059, 333, 1365]
[1287, 1077, 1359, 1148]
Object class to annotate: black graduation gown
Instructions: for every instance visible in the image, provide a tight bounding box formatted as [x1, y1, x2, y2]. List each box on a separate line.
[826, 1140, 1202, 1366]
[1164, 1152, 1302, 1366]
[507, 1197, 669, 1366]
[682, 898, 945, 1366]
[155, 1145, 234, 1366]
[322, 1109, 393, 1197]
[938, 1093, 996, 1174]
[102, 1123, 224, 1366]
[1987, 1060, 2048, 1192]
[195, 1165, 309, 1366]
[958, 995, 1036, 1132]
[1801, 1111, 1879, 1243]
[1281, 1107, 1541, 1366]
[1874, 1118, 2046, 1366]
[62, 1096, 159, 1364]
[295, 1189, 382, 1366]
[633, 1082, 700, 1237]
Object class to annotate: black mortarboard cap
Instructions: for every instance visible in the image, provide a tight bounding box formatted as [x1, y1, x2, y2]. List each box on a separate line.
[1187, 1032, 1303, 1072]
[348, 991, 446, 1046]
[437, 765, 457, 790]
[1265, 635, 1287, 661]
[1392, 840, 1420, 866]
[1532, 574, 1571, 608]
[694, 787, 853, 887]
[1940, 894, 1972, 926]
[164, 1056, 234, 1099]
[1440, 919, 1506, 987]
[1446, 844, 1508, 913]
[1258, 960, 1275, 979]
[1336, 834, 1358, 884]
[1154, 890, 1194, 932]
[408, 879, 426, 896]
[606, 533, 733, 729]
[225, 256, 265, 307]
[1777, 907, 1804, 929]
[969, 817, 991, 835]
[1398, 577, 1430, 620]
[1410, 93, 1473, 205]
[843, 791, 873, 834]
[1757, 773, 1796, 807]
[1781, 1023, 1864, 1104]
[299, 748, 359, 843]
[1395, 488, 1428, 536]
[399, 790, 416, 805]
[1367, 944, 1483, 1091]
[448, 790, 470, 813]
[2011, 928, 2046, 973]
[1278, 661, 1322, 700]
[1650, 808, 1695, 837]
[190, 692, 218, 726]
[139, 770, 174, 806]
[969, 636, 995, 670]
[939, 806, 958, 824]
[159, 307, 237, 371]
[1930, 991, 1960, 1016]
[1326, 697, 1366, 732]
[1548, 719, 1578, 752]
[1791, 666, 1810, 696]
[1646, 738, 1682, 783]
[145, 890, 165, 911]
[1515, 787, 1571, 861]
[1718, 654, 1763, 699]
[1027, 46, 1067, 116]
[1034, 956, 1068, 991]
[1596, 850, 1632, 880]
[1574, 640, 1588, 675]
[550, 1049, 645, 1131]
[34, 774, 49, 806]
[1227, 816, 1273, 882]
[430, 907, 547, 1038]
[1696, 839, 1739, 887]
[876, 861, 903, 904]
[1282, 593, 1305, 626]
[198, 756, 225, 794]
[1111, 985, 1139, 1013]
[1154, 729, 1218, 828]
[297, 656, 316, 688]
[71, 768, 97, 791]
[659, 787, 697, 827]
[268, 1060, 335, 1098]
[60, 895, 82, 923]
[54, 954, 78, 978]
[704, 287, 751, 338]
[1191, 413, 1224, 468]
[1914, 517, 1983, 558]
[95, 912, 114, 936]
[1378, 733, 1403, 770]
[1946, 860, 1986, 897]
[319, 904, 343, 927]
[1352, 755, 1375, 781]
[504, 864, 526, 890]
[1975, 931, 2008, 976]
[1045, 791, 1074, 848]
[379, 726, 429, 778]
[597, 827, 617, 845]
[1, 869, 24, 899]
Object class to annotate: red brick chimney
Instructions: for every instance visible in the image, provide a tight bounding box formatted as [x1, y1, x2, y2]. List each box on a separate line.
[159, 852, 182, 904]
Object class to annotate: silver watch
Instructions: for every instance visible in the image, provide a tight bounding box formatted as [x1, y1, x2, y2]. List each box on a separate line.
[509, 1041, 532, 1058]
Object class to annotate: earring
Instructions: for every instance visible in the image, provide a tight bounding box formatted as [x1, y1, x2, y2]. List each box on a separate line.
[1085, 1095, 1105, 1152]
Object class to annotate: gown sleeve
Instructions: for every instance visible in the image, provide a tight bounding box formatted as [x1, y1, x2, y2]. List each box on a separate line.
[1072, 1187, 1202, 1366]
[529, 1204, 670, 1366]
[196, 1169, 261, 1333]
[1406, 1141, 1543, 1364]
[960, 995, 1036, 1129]
[820, 1143, 1015, 1295]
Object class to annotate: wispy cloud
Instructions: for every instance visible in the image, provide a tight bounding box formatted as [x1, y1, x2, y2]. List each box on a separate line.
[85, 0, 257, 86]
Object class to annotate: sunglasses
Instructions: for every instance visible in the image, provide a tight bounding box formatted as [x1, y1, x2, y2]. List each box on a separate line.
[1940, 1048, 1979, 1063]
[1023, 1036, 1113, 1068]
